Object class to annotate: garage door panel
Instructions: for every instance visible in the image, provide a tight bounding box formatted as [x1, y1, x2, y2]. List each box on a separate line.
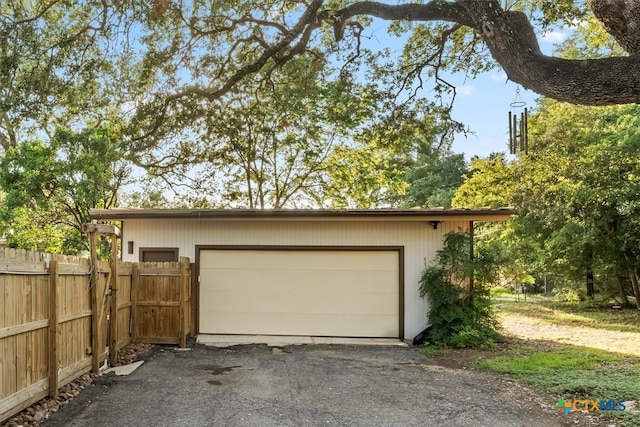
[201, 312, 399, 337]
[200, 262, 398, 278]
[202, 250, 398, 271]
[200, 269, 398, 294]
[201, 289, 398, 315]
[199, 249, 400, 338]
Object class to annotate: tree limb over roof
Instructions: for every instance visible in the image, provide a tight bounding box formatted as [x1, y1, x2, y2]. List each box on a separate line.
[331, 0, 640, 106]
[126, 0, 640, 144]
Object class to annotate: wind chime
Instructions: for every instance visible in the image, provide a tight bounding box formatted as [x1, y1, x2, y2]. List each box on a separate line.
[508, 88, 528, 155]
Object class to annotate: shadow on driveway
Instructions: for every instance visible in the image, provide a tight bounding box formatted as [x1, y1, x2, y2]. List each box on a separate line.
[42, 344, 604, 427]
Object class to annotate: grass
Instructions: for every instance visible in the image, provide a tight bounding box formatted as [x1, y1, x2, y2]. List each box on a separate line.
[472, 294, 640, 426]
[475, 345, 617, 374]
[474, 345, 640, 425]
[492, 293, 640, 334]
[421, 345, 446, 357]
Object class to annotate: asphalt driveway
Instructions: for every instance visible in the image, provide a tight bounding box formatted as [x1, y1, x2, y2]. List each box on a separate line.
[42, 344, 603, 427]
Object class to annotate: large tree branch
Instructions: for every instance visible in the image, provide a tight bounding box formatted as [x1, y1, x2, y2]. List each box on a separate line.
[327, 1, 473, 40]
[132, 0, 640, 143]
[331, 0, 472, 25]
[587, 0, 640, 54]
[335, 0, 640, 105]
[131, 0, 324, 142]
[459, 0, 640, 105]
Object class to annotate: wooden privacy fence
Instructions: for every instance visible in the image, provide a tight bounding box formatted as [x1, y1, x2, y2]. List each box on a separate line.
[0, 249, 193, 423]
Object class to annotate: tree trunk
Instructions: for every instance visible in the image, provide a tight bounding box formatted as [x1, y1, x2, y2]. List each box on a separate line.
[468, 222, 474, 305]
[585, 246, 595, 297]
[587, 0, 640, 54]
[617, 275, 631, 307]
[629, 272, 640, 310]
[621, 252, 640, 309]
[586, 269, 595, 298]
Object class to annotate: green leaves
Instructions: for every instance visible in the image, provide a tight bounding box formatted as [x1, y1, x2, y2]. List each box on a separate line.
[325, 99, 462, 208]
[1, 140, 58, 209]
[420, 231, 501, 348]
[452, 154, 514, 209]
[517, 102, 640, 283]
[0, 125, 130, 253]
[0, 1, 131, 150]
[401, 151, 467, 208]
[455, 99, 640, 297]
[172, 51, 386, 208]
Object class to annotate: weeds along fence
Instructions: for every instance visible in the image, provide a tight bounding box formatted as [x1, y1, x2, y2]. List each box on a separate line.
[0, 248, 193, 423]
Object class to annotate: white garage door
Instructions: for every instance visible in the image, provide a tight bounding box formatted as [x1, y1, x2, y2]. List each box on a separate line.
[199, 249, 400, 338]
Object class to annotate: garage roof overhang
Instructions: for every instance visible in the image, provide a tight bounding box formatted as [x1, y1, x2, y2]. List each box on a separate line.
[90, 207, 514, 222]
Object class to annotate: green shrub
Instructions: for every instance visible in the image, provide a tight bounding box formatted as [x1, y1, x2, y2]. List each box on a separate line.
[553, 287, 587, 303]
[420, 231, 501, 348]
[491, 286, 513, 296]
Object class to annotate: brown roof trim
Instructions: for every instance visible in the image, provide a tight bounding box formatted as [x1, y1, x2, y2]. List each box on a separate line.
[90, 208, 514, 222]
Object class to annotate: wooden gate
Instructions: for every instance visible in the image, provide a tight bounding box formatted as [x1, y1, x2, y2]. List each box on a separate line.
[131, 258, 192, 347]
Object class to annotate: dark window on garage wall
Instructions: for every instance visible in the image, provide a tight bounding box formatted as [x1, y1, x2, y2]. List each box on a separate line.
[139, 247, 179, 262]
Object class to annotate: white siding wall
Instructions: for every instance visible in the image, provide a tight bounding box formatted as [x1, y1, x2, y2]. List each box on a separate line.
[120, 219, 470, 340]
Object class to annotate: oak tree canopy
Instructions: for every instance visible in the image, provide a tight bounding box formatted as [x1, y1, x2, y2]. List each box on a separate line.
[144, 0, 640, 106]
[2, 1, 639, 150]
[122, 0, 640, 144]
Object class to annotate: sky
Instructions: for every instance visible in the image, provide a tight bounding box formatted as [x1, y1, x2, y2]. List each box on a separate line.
[447, 71, 537, 159]
[361, 19, 569, 160]
[440, 31, 567, 160]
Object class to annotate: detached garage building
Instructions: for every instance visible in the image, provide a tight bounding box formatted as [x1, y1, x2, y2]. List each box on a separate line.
[90, 208, 512, 342]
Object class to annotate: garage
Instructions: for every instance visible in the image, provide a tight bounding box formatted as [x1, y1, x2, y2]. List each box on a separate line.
[90, 207, 514, 340]
[198, 247, 403, 338]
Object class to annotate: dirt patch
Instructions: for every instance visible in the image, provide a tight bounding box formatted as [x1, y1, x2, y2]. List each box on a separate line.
[499, 312, 640, 356]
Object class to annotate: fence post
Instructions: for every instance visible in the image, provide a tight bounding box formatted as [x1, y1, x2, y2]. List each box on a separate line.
[179, 259, 189, 348]
[190, 262, 196, 336]
[89, 231, 100, 373]
[108, 235, 119, 366]
[48, 260, 59, 398]
[131, 264, 139, 343]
